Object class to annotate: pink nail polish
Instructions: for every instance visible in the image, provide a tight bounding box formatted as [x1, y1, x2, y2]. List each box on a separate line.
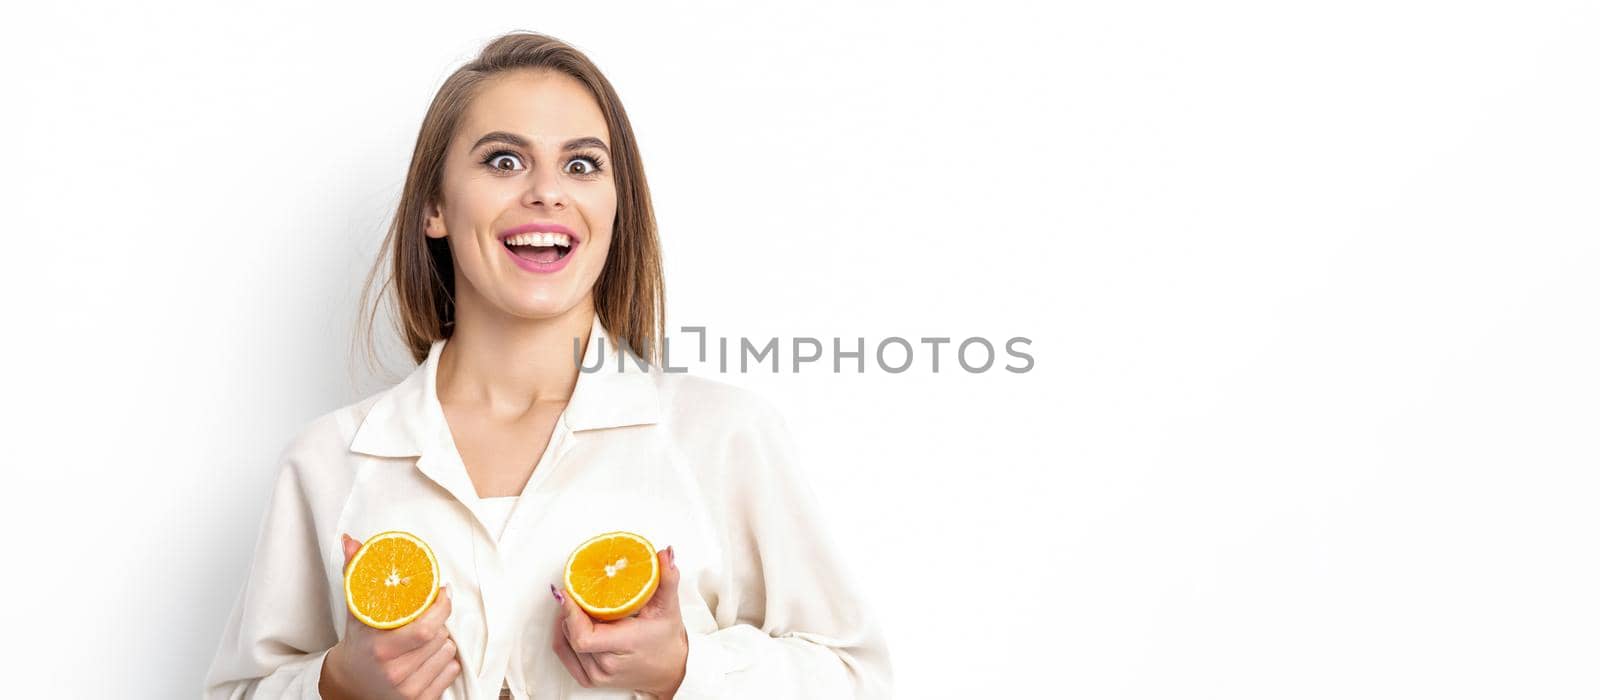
[550, 583, 565, 603]
[666, 545, 675, 567]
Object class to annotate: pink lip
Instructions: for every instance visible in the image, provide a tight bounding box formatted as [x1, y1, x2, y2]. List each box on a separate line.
[498, 222, 580, 275]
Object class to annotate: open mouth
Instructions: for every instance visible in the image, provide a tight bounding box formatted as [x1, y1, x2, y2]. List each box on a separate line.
[502, 232, 575, 264]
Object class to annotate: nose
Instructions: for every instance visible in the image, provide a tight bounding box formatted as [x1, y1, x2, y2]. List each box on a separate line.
[522, 160, 567, 210]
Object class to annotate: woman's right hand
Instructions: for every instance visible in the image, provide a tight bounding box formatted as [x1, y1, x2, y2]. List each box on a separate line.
[319, 533, 462, 700]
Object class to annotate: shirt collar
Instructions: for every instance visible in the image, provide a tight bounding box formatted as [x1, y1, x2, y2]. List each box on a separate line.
[349, 310, 660, 459]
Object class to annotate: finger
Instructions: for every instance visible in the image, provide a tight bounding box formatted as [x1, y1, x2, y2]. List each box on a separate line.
[340, 535, 362, 624]
[404, 585, 454, 641]
[419, 656, 462, 700]
[388, 625, 449, 670]
[398, 633, 457, 697]
[637, 546, 680, 619]
[341, 534, 361, 568]
[557, 586, 630, 654]
[377, 587, 451, 659]
[576, 648, 609, 687]
[551, 614, 594, 688]
[560, 598, 629, 687]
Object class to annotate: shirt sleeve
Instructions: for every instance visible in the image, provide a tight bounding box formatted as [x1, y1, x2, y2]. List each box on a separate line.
[203, 431, 341, 699]
[669, 395, 894, 699]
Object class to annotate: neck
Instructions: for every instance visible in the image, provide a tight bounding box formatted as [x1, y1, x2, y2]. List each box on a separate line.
[436, 293, 597, 417]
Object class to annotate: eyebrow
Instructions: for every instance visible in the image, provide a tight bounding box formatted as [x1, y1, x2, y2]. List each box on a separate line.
[470, 131, 611, 156]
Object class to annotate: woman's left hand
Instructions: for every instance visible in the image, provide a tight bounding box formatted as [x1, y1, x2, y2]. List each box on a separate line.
[550, 546, 688, 698]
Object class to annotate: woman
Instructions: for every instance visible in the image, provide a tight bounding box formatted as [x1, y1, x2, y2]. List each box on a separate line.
[203, 31, 893, 700]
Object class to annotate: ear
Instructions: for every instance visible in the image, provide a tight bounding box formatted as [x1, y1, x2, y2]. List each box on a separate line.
[423, 198, 447, 239]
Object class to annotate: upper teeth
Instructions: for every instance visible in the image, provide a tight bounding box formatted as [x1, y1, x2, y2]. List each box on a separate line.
[505, 232, 572, 247]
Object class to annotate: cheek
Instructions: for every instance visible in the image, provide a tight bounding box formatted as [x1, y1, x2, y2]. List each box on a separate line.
[447, 185, 520, 250]
[578, 191, 619, 255]
[579, 188, 612, 210]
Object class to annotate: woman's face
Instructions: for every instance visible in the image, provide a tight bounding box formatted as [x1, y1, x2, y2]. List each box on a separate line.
[425, 68, 617, 322]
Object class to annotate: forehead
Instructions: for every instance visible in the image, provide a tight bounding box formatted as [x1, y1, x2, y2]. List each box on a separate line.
[457, 69, 609, 148]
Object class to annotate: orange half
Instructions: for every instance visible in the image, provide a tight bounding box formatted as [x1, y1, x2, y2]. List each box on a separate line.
[563, 531, 660, 621]
[344, 531, 440, 629]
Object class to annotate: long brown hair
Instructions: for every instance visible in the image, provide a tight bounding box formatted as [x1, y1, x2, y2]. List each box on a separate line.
[354, 30, 664, 376]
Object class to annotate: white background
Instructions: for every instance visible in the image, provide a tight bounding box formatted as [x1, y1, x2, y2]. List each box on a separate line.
[4, 1, 1597, 697]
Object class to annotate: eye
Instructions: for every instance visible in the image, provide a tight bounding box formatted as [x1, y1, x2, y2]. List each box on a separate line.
[565, 152, 607, 177]
[481, 150, 524, 172]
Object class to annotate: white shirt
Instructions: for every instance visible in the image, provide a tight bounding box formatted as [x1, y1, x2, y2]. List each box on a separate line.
[479, 496, 520, 543]
[202, 312, 893, 699]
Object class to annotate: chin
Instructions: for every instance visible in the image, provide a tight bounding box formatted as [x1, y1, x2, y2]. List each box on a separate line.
[500, 294, 580, 320]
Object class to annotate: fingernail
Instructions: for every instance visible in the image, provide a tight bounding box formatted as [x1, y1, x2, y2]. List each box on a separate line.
[550, 583, 565, 604]
[665, 545, 676, 568]
[443, 583, 451, 600]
